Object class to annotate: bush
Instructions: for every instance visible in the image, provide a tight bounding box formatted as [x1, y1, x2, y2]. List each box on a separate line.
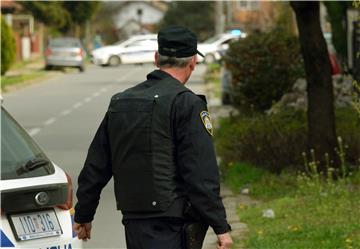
[1, 17, 16, 76]
[224, 29, 304, 112]
[216, 108, 360, 173]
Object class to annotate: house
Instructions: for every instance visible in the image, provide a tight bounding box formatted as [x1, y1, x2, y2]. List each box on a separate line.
[1, 0, 43, 60]
[109, 1, 168, 39]
[224, 1, 297, 32]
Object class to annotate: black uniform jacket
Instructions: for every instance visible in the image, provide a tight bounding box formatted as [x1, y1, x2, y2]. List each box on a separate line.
[75, 70, 230, 234]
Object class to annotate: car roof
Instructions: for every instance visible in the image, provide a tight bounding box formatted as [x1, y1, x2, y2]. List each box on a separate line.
[128, 34, 157, 39]
[50, 37, 80, 40]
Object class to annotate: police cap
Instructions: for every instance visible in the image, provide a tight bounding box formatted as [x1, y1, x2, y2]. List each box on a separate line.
[158, 26, 204, 58]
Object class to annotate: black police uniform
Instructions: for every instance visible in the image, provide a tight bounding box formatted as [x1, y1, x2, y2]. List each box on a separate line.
[74, 26, 230, 249]
[75, 70, 230, 247]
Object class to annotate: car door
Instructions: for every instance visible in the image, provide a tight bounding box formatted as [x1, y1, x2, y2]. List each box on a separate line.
[120, 39, 158, 64]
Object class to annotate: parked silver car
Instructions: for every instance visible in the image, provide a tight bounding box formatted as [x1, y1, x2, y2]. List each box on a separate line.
[45, 37, 86, 72]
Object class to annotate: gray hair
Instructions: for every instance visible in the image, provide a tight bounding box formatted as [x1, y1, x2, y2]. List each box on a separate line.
[157, 53, 193, 68]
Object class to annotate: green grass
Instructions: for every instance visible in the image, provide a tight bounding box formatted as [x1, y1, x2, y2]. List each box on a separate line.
[240, 191, 360, 249]
[223, 162, 298, 200]
[223, 163, 360, 249]
[1, 71, 47, 92]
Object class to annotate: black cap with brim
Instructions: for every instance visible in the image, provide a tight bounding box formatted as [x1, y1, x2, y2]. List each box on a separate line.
[158, 26, 204, 58]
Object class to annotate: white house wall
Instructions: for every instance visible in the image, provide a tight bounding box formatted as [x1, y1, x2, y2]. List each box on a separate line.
[114, 2, 164, 30]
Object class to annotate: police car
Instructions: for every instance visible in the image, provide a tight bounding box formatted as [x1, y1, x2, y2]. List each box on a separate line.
[91, 34, 157, 66]
[197, 31, 246, 64]
[1, 106, 82, 249]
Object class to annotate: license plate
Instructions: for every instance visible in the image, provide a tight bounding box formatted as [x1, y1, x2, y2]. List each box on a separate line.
[54, 51, 71, 57]
[9, 209, 63, 241]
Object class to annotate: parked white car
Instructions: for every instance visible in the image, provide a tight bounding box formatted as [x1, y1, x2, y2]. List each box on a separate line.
[197, 32, 246, 64]
[91, 34, 158, 66]
[0, 107, 82, 249]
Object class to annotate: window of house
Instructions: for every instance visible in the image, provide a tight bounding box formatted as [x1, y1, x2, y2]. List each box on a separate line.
[235, 1, 260, 10]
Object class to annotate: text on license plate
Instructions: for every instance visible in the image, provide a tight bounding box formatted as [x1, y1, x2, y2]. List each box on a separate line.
[9, 209, 63, 241]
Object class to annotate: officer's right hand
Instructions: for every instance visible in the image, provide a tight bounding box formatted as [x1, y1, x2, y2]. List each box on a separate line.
[217, 232, 233, 249]
[73, 222, 92, 241]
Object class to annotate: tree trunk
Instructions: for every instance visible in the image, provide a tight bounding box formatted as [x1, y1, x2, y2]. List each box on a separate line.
[290, 1, 338, 171]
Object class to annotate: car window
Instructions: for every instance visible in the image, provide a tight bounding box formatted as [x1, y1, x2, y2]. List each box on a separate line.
[125, 39, 152, 48]
[1, 108, 55, 180]
[49, 38, 81, 48]
[221, 38, 236, 45]
[113, 39, 126, 45]
[203, 34, 224, 44]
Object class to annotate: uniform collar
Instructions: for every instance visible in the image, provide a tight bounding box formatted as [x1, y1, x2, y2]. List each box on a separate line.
[147, 70, 177, 81]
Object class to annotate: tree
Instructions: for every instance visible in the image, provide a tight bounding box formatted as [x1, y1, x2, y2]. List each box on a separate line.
[63, 1, 100, 26]
[62, 1, 100, 41]
[19, 2, 70, 30]
[159, 1, 215, 41]
[93, 3, 120, 45]
[1, 18, 16, 75]
[19, 1, 100, 38]
[290, 2, 338, 171]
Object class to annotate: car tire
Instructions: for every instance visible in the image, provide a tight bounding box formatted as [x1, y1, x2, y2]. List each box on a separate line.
[45, 65, 52, 71]
[108, 55, 121, 67]
[78, 66, 85, 72]
[205, 54, 216, 64]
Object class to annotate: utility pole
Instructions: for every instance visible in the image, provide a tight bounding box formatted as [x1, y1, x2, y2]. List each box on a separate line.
[215, 0, 225, 35]
[226, 1, 233, 29]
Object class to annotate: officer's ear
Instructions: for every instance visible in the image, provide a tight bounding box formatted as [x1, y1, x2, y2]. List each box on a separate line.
[189, 56, 196, 71]
[154, 52, 160, 67]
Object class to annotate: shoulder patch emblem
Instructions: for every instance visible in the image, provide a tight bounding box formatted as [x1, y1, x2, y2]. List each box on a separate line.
[200, 111, 213, 136]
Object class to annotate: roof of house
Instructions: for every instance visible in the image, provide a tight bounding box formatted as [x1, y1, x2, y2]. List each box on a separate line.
[108, 1, 168, 13]
[1, 0, 22, 10]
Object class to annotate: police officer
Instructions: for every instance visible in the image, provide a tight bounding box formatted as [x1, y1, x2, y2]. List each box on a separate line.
[73, 26, 233, 249]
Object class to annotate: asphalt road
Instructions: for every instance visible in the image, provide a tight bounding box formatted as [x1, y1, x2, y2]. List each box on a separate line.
[3, 63, 206, 248]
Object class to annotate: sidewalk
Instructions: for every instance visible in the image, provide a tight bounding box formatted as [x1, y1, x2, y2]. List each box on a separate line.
[202, 186, 252, 249]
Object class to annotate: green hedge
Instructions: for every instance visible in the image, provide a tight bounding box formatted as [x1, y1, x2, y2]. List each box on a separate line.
[224, 29, 304, 112]
[1, 17, 16, 76]
[216, 108, 360, 173]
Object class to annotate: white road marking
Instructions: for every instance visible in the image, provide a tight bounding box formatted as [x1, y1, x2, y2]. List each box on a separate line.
[28, 128, 41, 136]
[44, 117, 56, 126]
[73, 102, 83, 109]
[53, 68, 141, 128]
[60, 109, 72, 116]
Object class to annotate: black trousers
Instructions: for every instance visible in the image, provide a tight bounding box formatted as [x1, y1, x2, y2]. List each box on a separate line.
[123, 217, 185, 249]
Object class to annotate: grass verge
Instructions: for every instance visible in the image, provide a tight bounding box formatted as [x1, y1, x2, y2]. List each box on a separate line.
[1, 71, 47, 92]
[223, 163, 360, 249]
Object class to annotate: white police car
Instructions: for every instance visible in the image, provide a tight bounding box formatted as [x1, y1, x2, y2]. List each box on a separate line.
[0, 106, 82, 249]
[91, 34, 157, 66]
[197, 31, 246, 64]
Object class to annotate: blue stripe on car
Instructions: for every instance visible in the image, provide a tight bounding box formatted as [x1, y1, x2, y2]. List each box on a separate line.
[0, 230, 15, 247]
[70, 213, 76, 238]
